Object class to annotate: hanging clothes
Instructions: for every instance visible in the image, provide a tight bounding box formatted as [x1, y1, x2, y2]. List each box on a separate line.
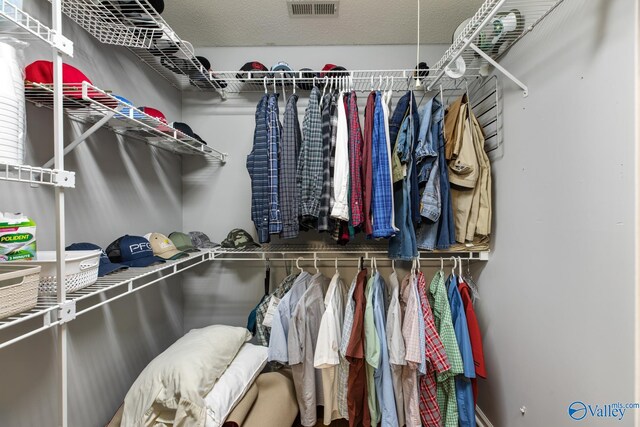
[448, 274, 476, 427]
[361, 92, 375, 236]
[382, 89, 398, 233]
[268, 271, 312, 363]
[317, 93, 334, 232]
[255, 273, 299, 347]
[347, 91, 364, 228]
[344, 269, 371, 427]
[428, 270, 462, 427]
[371, 271, 398, 427]
[267, 94, 283, 235]
[371, 91, 396, 238]
[288, 272, 330, 427]
[247, 94, 270, 243]
[280, 94, 302, 239]
[363, 274, 379, 425]
[386, 271, 406, 427]
[399, 272, 421, 427]
[314, 272, 349, 425]
[297, 87, 323, 229]
[458, 279, 486, 404]
[416, 270, 451, 427]
[434, 98, 457, 249]
[331, 92, 350, 222]
[340, 275, 358, 420]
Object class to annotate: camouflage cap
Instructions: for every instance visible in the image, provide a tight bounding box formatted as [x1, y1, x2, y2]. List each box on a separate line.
[221, 228, 260, 249]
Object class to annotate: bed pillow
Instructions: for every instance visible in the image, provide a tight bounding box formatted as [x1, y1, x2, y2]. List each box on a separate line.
[122, 325, 252, 426]
[205, 343, 268, 427]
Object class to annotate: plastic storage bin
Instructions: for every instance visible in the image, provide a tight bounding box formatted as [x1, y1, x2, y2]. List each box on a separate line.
[0, 264, 40, 320]
[15, 250, 101, 296]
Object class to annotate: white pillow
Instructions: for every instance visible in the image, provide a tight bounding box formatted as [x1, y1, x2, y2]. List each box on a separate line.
[122, 325, 252, 426]
[205, 343, 268, 427]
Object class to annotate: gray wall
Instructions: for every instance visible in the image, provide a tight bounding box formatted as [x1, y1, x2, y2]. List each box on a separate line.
[476, 0, 637, 426]
[0, 0, 185, 425]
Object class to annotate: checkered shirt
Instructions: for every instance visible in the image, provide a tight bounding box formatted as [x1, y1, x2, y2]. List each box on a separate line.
[255, 273, 299, 347]
[297, 87, 323, 220]
[417, 271, 451, 427]
[361, 92, 375, 236]
[371, 92, 395, 238]
[280, 95, 301, 239]
[347, 91, 364, 228]
[317, 93, 333, 231]
[429, 270, 463, 427]
[246, 94, 270, 243]
[267, 94, 282, 234]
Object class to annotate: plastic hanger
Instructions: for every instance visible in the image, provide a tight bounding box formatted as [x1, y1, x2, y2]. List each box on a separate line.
[378, 75, 383, 91]
[440, 257, 444, 272]
[458, 256, 463, 278]
[292, 75, 296, 94]
[416, 256, 421, 273]
[263, 77, 268, 94]
[391, 259, 396, 274]
[370, 76, 374, 92]
[335, 258, 339, 274]
[322, 76, 328, 98]
[296, 257, 304, 273]
[314, 257, 320, 274]
[281, 77, 287, 104]
[272, 76, 277, 94]
[450, 256, 457, 277]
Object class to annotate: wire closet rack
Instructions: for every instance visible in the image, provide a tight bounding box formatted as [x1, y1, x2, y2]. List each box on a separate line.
[24, 81, 228, 163]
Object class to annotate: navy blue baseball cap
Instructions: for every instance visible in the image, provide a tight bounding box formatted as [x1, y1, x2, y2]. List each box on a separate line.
[106, 235, 166, 268]
[66, 242, 128, 277]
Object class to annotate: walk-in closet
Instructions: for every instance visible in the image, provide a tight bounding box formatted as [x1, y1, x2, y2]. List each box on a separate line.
[0, 0, 637, 426]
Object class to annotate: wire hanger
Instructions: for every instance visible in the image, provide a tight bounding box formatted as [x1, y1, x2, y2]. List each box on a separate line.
[296, 257, 304, 273]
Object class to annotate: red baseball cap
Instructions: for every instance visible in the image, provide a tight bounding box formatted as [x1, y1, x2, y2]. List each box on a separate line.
[24, 60, 118, 108]
[138, 106, 171, 131]
[320, 64, 347, 78]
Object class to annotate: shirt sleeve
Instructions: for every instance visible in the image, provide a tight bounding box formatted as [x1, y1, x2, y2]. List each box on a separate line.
[314, 300, 339, 368]
[267, 301, 289, 363]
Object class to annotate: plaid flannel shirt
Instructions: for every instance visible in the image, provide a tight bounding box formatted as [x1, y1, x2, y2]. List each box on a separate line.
[267, 94, 283, 234]
[348, 91, 364, 228]
[317, 93, 333, 231]
[361, 92, 375, 236]
[247, 94, 270, 243]
[280, 94, 301, 239]
[371, 92, 395, 238]
[255, 273, 299, 346]
[298, 87, 324, 223]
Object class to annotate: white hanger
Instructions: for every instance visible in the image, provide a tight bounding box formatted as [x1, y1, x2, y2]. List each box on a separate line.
[314, 257, 319, 274]
[416, 256, 421, 272]
[440, 257, 444, 272]
[322, 76, 328, 98]
[335, 258, 339, 274]
[378, 75, 383, 91]
[263, 77, 268, 94]
[450, 256, 457, 277]
[458, 256, 463, 278]
[370, 76, 374, 92]
[372, 257, 378, 274]
[391, 259, 396, 273]
[296, 257, 304, 273]
[313, 76, 317, 89]
[273, 76, 277, 94]
[292, 75, 296, 94]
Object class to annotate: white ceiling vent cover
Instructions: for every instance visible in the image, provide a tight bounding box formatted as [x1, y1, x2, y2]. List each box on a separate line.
[288, 0, 339, 17]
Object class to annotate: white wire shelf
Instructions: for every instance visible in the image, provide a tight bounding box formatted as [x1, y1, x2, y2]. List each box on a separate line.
[212, 245, 490, 262]
[429, 0, 564, 93]
[0, 0, 73, 55]
[0, 294, 59, 350]
[24, 81, 227, 162]
[0, 162, 75, 187]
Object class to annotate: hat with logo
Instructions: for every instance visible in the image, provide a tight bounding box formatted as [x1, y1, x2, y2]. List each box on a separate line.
[320, 64, 347, 78]
[236, 61, 269, 81]
[169, 231, 200, 253]
[188, 231, 220, 249]
[221, 229, 261, 249]
[147, 232, 189, 260]
[66, 242, 128, 277]
[106, 235, 166, 267]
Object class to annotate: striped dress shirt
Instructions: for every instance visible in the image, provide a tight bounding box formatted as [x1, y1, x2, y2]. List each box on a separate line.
[246, 94, 270, 243]
[267, 94, 282, 234]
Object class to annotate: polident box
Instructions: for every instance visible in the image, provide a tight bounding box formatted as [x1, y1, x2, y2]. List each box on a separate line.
[0, 213, 36, 261]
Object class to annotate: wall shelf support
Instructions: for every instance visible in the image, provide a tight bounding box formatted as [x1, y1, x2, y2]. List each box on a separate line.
[468, 41, 529, 97]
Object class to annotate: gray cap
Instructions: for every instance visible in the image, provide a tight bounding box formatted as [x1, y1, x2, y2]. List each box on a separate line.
[188, 231, 220, 249]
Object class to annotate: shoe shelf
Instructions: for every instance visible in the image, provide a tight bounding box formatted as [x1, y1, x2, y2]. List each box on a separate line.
[0, 249, 213, 350]
[428, 0, 565, 95]
[0, 163, 75, 187]
[59, 0, 222, 93]
[24, 81, 227, 163]
[0, 0, 73, 55]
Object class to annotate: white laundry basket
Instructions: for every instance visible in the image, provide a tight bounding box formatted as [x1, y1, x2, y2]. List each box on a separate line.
[15, 250, 101, 296]
[0, 264, 40, 320]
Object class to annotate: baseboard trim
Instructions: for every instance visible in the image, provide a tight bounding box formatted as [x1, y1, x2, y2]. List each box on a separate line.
[476, 405, 495, 427]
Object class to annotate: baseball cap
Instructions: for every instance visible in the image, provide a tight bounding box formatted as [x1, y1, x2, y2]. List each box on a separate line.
[193, 134, 207, 145]
[414, 62, 430, 80]
[114, 95, 144, 120]
[170, 121, 196, 138]
[147, 232, 189, 260]
[236, 61, 269, 81]
[66, 242, 128, 277]
[139, 106, 167, 123]
[106, 235, 166, 267]
[296, 68, 317, 91]
[188, 231, 220, 249]
[169, 232, 200, 253]
[221, 229, 261, 249]
[320, 64, 347, 78]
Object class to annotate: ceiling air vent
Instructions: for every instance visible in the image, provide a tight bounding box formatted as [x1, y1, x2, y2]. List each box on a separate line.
[288, 0, 339, 17]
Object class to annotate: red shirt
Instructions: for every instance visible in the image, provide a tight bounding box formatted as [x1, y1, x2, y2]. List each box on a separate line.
[458, 280, 486, 403]
[361, 92, 376, 235]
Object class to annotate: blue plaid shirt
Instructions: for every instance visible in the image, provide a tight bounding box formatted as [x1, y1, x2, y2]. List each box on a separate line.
[267, 94, 283, 234]
[371, 92, 395, 238]
[247, 95, 270, 243]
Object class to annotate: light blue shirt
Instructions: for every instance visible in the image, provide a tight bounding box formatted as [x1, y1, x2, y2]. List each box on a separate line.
[372, 272, 399, 427]
[448, 274, 476, 427]
[268, 271, 311, 363]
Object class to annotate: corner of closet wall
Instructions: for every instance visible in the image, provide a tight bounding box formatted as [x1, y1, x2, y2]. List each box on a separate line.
[0, 1, 185, 425]
[178, 44, 449, 331]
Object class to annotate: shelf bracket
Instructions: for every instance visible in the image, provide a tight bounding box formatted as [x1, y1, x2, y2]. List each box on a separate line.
[51, 31, 74, 57]
[467, 41, 529, 97]
[58, 300, 76, 324]
[42, 111, 116, 169]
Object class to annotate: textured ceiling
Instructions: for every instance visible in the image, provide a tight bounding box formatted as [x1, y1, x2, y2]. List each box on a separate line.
[162, 0, 485, 47]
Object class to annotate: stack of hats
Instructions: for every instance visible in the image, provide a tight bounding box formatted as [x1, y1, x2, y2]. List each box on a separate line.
[235, 61, 347, 91]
